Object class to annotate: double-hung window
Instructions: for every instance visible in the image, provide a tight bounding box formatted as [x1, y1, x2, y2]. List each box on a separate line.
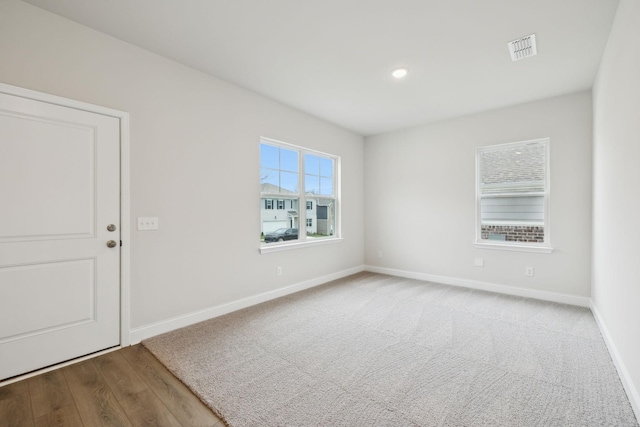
[476, 138, 551, 253]
[260, 137, 339, 251]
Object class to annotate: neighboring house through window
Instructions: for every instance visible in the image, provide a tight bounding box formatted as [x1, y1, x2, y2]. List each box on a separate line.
[260, 137, 339, 248]
[476, 138, 551, 252]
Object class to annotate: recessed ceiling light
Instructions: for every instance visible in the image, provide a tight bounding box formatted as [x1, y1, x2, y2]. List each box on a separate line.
[391, 67, 408, 79]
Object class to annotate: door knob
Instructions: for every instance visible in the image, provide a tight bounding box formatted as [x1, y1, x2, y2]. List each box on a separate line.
[106, 240, 118, 248]
[107, 224, 117, 232]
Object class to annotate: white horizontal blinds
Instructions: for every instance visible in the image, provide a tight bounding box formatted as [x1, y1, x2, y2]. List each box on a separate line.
[479, 141, 546, 225]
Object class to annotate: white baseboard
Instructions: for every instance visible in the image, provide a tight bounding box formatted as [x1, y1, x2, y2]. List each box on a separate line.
[129, 265, 365, 344]
[364, 265, 591, 307]
[591, 302, 640, 422]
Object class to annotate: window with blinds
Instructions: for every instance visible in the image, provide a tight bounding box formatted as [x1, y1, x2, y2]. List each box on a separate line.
[476, 138, 550, 249]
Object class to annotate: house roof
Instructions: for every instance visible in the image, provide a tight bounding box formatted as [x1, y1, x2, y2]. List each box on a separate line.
[480, 142, 545, 188]
[260, 183, 296, 195]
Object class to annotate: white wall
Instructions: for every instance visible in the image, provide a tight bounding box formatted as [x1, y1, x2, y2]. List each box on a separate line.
[365, 91, 593, 299]
[0, 1, 364, 331]
[592, 0, 640, 415]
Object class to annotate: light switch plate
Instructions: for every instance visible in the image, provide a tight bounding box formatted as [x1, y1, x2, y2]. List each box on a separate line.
[137, 217, 158, 231]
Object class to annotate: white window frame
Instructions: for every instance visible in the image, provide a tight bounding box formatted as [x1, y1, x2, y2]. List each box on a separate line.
[475, 138, 553, 253]
[260, 137, 342, 254]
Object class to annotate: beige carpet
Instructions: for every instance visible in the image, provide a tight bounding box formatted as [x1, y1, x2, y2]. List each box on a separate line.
[143, 272, 638, 426]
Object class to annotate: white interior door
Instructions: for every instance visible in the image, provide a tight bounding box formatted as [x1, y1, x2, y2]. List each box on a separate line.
[0, 91, 121, 380]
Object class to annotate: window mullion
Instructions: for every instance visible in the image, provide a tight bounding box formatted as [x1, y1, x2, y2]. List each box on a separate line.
[299, 149, 306, 241]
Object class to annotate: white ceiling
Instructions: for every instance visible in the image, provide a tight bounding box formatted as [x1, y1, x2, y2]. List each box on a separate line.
[22, 0, 619, 136]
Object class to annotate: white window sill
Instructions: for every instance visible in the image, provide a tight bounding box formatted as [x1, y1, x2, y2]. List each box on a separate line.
[260, 237, 343, 254]
[474, 241, 554, 254]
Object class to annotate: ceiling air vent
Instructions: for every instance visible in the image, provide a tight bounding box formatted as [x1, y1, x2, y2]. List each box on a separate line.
[508, 34, 537, 61]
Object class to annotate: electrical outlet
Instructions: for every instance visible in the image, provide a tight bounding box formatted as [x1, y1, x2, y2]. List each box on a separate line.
[474, 258, 484, 267]
[525, 267, 534, 277]
[276, 266, 282, 276]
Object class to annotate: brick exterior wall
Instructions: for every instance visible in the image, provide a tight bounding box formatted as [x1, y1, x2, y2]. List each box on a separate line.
[481, 225, 544, 243]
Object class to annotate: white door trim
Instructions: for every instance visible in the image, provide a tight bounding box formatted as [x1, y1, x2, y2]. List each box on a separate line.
[0, 82, 131, 348]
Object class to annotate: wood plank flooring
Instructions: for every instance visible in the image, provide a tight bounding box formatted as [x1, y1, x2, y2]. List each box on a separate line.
[0, 345, 225, 427]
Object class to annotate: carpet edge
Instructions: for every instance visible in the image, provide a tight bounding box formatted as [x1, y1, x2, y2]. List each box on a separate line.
[365, 265, 590, 307]
[591, 301, 640, 423]
[130, 265, 365, 344]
